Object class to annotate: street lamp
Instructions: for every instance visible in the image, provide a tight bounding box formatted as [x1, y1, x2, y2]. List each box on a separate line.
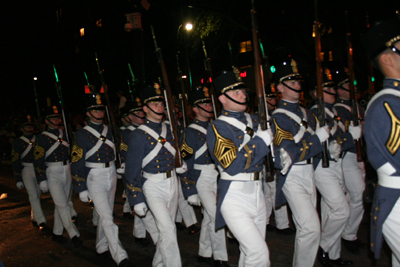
[177, 23, 193, 91]
[32, 77, 42, 131]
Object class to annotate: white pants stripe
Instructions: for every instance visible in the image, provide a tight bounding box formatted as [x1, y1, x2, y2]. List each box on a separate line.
[221, 180, 270, 267]
[264, 177, 290, 229]
[176, 183, 197, 227]
[22, 166, 46, 225]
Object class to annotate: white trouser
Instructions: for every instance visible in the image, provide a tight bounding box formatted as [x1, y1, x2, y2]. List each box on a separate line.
[133, 211, 159, 245]
[22, 166, 46, 225]
[264, 176, 290, 229]
[221, 180, 270, 267]
[123, 191, 132, 214]
[143, 175, 181, 267]
[341, 152, 366, 241]
[196, 167, 228, 261]
[87, 167, 128, 265]
[382, 196, 400, 267]
[282, 164, 320, 267]
[176, 183, 197, 227]
[315, 159, 350, 260]
[68, 186, 78, 218]
[46, 165, 79, 238]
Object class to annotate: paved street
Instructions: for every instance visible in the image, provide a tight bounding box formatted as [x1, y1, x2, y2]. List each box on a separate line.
[0, 163, 392, 266]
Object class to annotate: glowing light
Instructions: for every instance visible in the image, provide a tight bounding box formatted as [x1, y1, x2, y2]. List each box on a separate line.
[185, 23, 193, 31]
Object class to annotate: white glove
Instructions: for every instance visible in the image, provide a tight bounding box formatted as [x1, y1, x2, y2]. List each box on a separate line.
[329, 140, 342, 161]
[39, 180, 49, 193]
[134, 203, 148, 217]
[117, 162, 126, 175]
[187, 194, 201, 206]
[279, 148, 292, 175]
[316, 125, 330, 143]
[79, 190, 91, 203]
[176, 161, 188, 174]
[348, 125, 362, 140]
[16, 182, 24, 190]
[257, 126, 273, 147]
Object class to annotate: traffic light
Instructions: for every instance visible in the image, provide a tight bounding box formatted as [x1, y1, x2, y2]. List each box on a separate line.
[270, 65, 276, 73]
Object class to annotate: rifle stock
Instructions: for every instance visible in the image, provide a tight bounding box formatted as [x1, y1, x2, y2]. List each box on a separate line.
[314, 0, 329, 168]
[251, 1, 274, 173]
[151, 26, 182, 168]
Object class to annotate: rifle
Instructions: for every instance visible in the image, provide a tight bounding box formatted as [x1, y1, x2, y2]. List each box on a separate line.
[53, 64, 71, 145]
[151, 25, 183, 168]
[32, 77, 42, 132]
[94, 53, 122, 167]
[128, 63, 137, 101]
[176, 53, 189, 128]
[201, 39, 221, 118]
[345, 11, 363, 162]
[314, 0, 329, 168]
[250, 0, 275, 173]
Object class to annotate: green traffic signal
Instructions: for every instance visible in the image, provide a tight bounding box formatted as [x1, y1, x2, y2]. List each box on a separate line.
[270, 65, 276, 73]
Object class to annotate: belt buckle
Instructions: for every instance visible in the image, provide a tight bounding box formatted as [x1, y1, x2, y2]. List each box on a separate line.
[254, 172, 260, 181]
[105, 162, 110, 168]
[166, 170, 171, 178]
[63, 160, 67, 165]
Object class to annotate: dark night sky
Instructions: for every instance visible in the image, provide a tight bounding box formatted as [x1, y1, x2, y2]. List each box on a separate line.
[1, 0, 399, 124]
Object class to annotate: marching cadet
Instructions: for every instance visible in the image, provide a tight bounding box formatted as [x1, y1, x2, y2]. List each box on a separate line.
[332, 66, 366, 254]
[71, 92, 133, 267]
[208, 70, 273, 267]
[263, 87, 294, 235]
[118, 99, 158, 247]
[125, 84, 186, 267]
[179, 86, 229, 266]
[270, 58, 329, 267]
[310, 68, 362, 266]
[33, 106, 82, 247]
[362, 16, 400, 266]
[12, 115, 49, 231]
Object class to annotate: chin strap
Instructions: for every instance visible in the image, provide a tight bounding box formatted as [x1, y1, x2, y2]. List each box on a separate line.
[145, 104, 165, 116]
[323, 89, 336, 96]
[267, 100, 277, 107]
[88, 111, 104, 121]
[131, 112, 145, 120]
[195, 104, 214, 114]
[282, 81, 302, 93]
[223, 92, 248, 106]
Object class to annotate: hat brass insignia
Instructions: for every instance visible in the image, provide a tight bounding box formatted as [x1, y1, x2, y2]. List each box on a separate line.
[324, 68, 333, 81]
[291, 59, 299, 73]
[96, 94, 102, 104]
[52, 105, 59, 114]
[27, 115, 32, 122]
[204, 87, 210, 97]
[136, 97, 142, 107]
[233, 67, 242, 81]
[154, 83, 161, 95]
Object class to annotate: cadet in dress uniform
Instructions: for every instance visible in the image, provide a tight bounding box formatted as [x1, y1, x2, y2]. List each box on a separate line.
[125, 84, 185, 267]
[362, 16, 400, 266]
[310, 68, 362, 266]
[179, 86, 229, 266]
[270, 58, 329, 267]
[71, 93, 133, 267]
[207, 70, 273, 267]
[118, 99, 158, 247]
[263, 87, 294, 235]
[332, 67, 366, 254]
[33, 106, 82, 247]
[12, 115, 49, 230]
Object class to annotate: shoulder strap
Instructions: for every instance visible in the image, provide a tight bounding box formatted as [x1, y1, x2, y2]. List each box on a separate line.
[366, 89, 400, 115]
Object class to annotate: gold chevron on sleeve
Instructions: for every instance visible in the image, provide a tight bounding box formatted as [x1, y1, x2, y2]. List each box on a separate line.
[212, 124, 238, 169]
[384, 102, 400, 155]
[120, 138, 128, 152]
[180, 133, 194, 159]
[273, 118, 294, 146]
[298, 140, 308, 161]
[71, 139, 83, 163]
[12, 150, 19, 163]
[33, 144, 45, 160]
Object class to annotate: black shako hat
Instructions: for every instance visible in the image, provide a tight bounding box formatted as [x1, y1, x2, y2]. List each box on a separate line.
[213, 68, 247, 95]
[189, 86, 212, 106]
[265, 84, 277, 99]
[44, 104, 62, 121]
[85, 85, 106, 111]
[273, 57, 303, 84]
[21, 115, 35, 127]
[362, 16, 400, 60]
[140, 83, 165, 105]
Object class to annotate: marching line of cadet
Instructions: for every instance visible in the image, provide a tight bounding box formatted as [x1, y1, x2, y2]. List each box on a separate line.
[10, 16, 400, 267]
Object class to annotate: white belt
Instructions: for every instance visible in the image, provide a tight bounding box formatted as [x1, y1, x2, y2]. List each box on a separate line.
[21, 162, 34, 167]
[294, 158, 313, 165]
[194, 164, 216, 171]
[46, 160, 69, 167]
[220, 171, 260, 181]
[377, 162, 400, 189]
[85, 161, 114, 169]
[142, 169, 176, 181]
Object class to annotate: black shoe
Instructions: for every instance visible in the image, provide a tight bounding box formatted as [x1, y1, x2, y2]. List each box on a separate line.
[135, 237, 151, 247]
[188, 224, 201, 235]
[71, 235, 83, 248]
[197, 256, 213, 265]
[330, 258, 353, 266]
[32, 221, 39, 228]
[342, 238, 359, 254]
[71, 216, 77, 223]
[52, 234, 67, 243]
[39, 223, 50, 232]
[276, 227, 296, 235]
[123, 212, 134, 219]
[175, 222, 185, 230]
[266, 224, 276, 232]
[119, 258, 134, 267]
[213, 260, 230, 267]
[97, 250, 112, 258]
[317, 247, 333, 267]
